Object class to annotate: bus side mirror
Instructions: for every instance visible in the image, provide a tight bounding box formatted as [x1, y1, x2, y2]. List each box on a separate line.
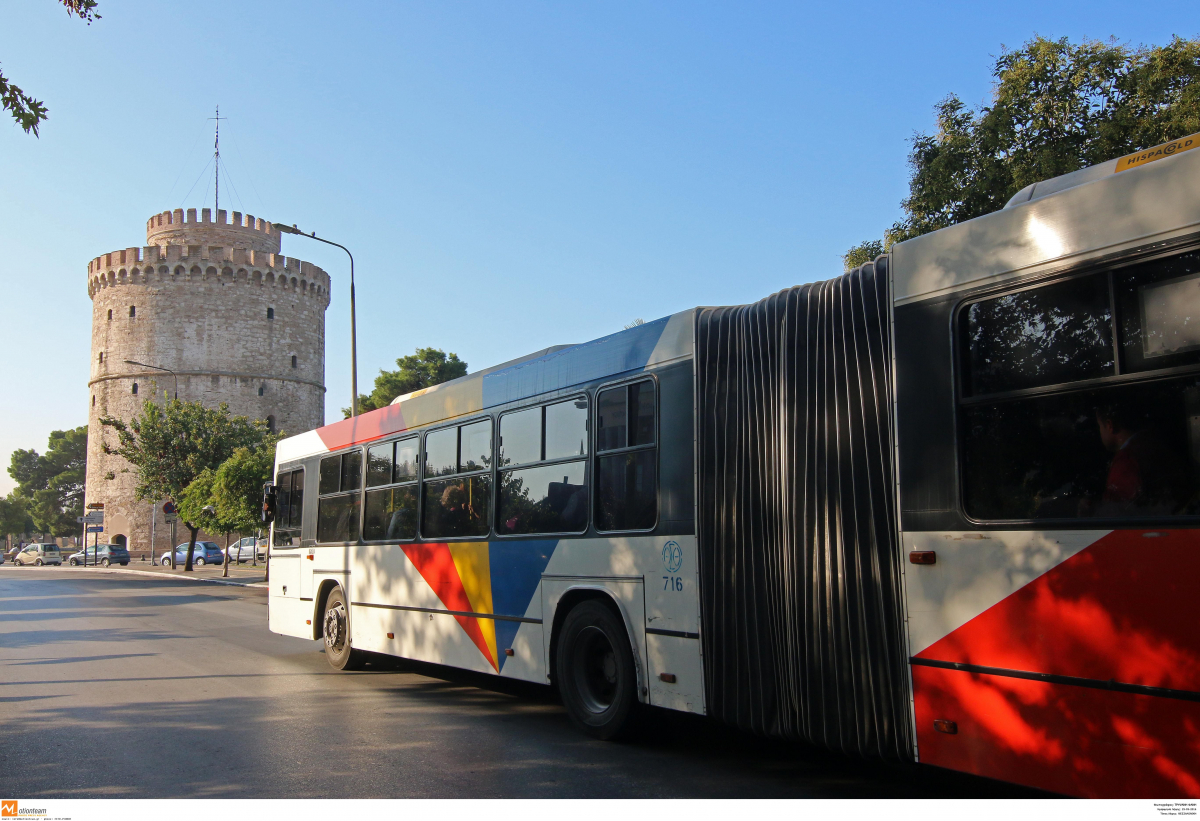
[262, 483, 277, 524]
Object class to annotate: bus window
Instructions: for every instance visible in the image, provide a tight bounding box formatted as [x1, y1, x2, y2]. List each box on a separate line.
[422, 420, 492, 539]
[316, 452, 361, 543]
[363, 437, 419, 541]
[497, 397, 588, 535]
[595, 381, 657, 531]
[960, 249, 1200, 521]
[273, 468, 303, 546]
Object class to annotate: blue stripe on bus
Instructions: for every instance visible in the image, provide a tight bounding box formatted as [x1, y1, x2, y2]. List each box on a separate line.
[481, 316, 671, 407]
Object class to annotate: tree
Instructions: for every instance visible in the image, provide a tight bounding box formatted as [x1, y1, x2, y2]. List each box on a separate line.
[845, 35, 1200, 267]
[345, 347, 468, 417]
[2, 1, 100, 136]
[179, 436, 279, 577]
[100, 398, 266, 571]
[7, 425, 87, 536]
[0, 494, 33, 551]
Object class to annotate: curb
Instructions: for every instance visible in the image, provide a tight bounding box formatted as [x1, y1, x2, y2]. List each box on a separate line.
[48, 565, 268, 588]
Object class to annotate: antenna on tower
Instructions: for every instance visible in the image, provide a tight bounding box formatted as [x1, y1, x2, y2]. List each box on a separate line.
[208, 105, 225, 213]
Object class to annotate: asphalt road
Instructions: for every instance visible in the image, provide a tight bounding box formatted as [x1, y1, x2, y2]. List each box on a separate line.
[0, 567, 1048, 798]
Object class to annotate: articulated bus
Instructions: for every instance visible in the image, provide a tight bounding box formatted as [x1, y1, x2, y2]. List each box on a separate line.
[267, 134, 1200, 799]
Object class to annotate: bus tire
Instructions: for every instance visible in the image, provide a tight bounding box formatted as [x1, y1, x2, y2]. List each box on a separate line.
[322, 586, 366, 671]
[555, 599, 639, 740]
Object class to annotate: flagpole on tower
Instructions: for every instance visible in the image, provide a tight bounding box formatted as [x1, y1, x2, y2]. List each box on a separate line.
[208, 105, 225, 213]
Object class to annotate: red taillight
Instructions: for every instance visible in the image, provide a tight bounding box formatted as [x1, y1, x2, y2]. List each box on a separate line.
[909, 551, 937, 565]
[659, 673, 677, 683]
[386, 632, 394, 639]
[504, 648, 515, 657]
[933, 719, 957, 734]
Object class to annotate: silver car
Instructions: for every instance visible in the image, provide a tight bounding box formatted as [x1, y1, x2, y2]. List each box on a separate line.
[224, 537, 267, 563]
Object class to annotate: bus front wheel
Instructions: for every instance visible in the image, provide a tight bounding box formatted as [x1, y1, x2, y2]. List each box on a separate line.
[555, 599, 639, 740]
[322, 586, 366, 671]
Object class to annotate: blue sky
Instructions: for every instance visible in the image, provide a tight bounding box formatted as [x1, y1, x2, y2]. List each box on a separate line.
[0, 1, 1194, 493]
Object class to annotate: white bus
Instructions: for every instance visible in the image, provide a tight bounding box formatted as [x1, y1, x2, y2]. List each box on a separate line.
[267, 133, 1200, 799]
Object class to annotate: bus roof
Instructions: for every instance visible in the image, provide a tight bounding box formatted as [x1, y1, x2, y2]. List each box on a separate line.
[277, 308, 694, 464]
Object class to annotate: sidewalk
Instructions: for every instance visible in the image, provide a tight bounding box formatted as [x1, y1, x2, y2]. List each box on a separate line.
[44, 560, 268, 588]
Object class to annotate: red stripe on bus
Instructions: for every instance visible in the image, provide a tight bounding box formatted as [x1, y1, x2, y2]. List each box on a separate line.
[916, 529, 1200, 692]
[316, 403, 408, 451]
[912, 664, 1200, 798]
[401, 542, 497, 670]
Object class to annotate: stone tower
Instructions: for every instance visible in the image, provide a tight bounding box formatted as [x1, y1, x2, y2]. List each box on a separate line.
[85, 207, 330, 555]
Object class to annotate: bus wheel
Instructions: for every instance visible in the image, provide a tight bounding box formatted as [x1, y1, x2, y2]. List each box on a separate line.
[322, 587, 366, 671]
[556, 599, 639, 740]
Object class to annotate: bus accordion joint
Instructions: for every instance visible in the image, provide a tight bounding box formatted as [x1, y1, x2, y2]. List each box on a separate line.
[659, 673, 677, 683]
[909, 551, 937, 565]
[933, 719, 958, 735]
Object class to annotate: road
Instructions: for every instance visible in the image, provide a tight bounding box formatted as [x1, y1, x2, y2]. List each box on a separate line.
[0, 567, 1047, 798]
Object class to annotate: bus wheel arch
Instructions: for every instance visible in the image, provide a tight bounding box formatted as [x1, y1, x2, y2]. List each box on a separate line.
[550, 588, 643, 740]
[312, 579, 341, 640]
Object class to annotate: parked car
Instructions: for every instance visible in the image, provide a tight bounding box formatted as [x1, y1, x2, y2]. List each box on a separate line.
[224, 537, 267, 563]
[159, 542, 224, 567]
[14, 543, 63, 566]
[67, 544, 130, 567]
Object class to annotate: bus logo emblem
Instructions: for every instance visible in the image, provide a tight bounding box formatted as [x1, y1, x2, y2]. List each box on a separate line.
[662, 541, 683, 573]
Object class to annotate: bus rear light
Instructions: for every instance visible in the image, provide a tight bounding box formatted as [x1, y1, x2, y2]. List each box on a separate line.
[387, 632, 394, 639]
[504, 648, 515, 656]
[909, 551, 937, 564]
[933, 719, 957, 734]
[659, 673, 677, 683]
[306, 619, 311, 625]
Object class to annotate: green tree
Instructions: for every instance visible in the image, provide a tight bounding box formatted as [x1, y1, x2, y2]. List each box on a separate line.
[0, 494, 33, 551]
[7, 425, 87, 536]
[100, 398, 266, 571]
[2, 1, 100, 135]
[346, 347, 468, 417]
[843, 240, 885, 272]
[179, 435, 279, 577]
[846, 35, 1200, 265]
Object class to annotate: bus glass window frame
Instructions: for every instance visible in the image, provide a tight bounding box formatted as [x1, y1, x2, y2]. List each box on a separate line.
[593, 376, 659, 533]
[316, 450, 363, 544]
[420, 417, 494, 540]
[273, 466, 304, 547]
[954, 244, 1200, 525]
[496, 395, 590, 537]
[362, 436, 421, 543]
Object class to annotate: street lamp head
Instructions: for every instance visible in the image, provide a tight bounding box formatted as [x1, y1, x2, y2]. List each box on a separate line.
[273, 222, 302, 235]
[202, 505, 216, 515]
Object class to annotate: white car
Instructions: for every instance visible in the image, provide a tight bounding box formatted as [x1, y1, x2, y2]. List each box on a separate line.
[224, 537, 267, 563]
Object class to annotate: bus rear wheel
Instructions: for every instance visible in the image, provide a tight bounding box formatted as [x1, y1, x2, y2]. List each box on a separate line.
[322, 587, 366, 671]
[556, 599, 639, 740]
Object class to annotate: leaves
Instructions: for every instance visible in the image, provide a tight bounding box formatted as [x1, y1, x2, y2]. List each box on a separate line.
[344, 347, 468, 417]
[846, 35, 1200, 257]
[6, 425, 87, 536]
[2, 1, 100, 135]
[99, 398, 267, 527]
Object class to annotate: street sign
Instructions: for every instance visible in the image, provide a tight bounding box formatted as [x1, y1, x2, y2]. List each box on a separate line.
[83, 511, 104, 524]
[86, 526, 103, 533]
[163, 501, 176, 515]
[87, 502, 105, 510]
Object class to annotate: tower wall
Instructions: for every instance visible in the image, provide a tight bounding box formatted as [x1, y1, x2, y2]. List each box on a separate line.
[85, 213, 330, 556]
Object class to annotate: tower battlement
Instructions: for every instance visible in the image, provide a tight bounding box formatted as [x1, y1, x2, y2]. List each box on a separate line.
[146, 207, 281, 253]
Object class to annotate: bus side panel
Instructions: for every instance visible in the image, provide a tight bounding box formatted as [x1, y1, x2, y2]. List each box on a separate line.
[913, 664, 1200, 798]
[905, 528, 1200, 798]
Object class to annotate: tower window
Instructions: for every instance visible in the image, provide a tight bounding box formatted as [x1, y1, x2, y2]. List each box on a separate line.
[131, 383, 139, 395]
[92, 395, 96, 407]
[107, 309, 112, 320]
[267, 307, 274, 319]
[291, 355, 297, 369]
[98, 352, 104, 363]
[129, 306, 136, 318]
[266, 415, 276, 432]
[258, 384, 265, 396]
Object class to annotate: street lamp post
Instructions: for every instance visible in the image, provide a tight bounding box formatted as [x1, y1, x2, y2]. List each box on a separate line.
[123, 360, 178, 400]
[272, 223, 358, 417]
